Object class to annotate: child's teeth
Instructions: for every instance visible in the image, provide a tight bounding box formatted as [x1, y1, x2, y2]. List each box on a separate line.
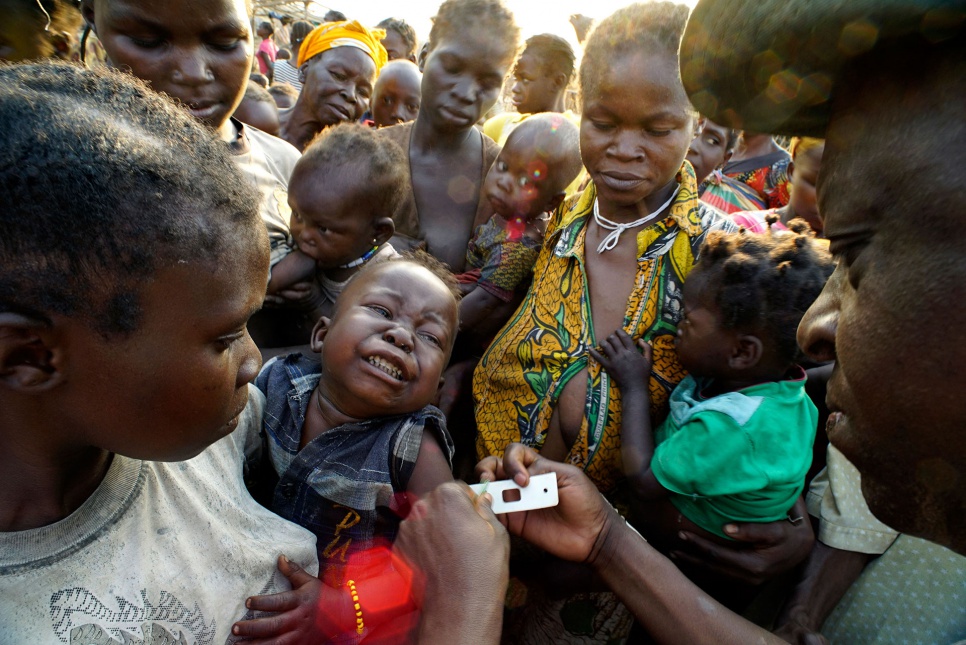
[368, 356, 401, 380]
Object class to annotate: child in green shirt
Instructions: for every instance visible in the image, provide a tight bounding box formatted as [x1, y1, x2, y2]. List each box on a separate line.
[593, 222, 833, 543]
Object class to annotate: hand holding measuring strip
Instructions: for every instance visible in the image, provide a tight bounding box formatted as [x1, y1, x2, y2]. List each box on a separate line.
[470, 472, 559, 514]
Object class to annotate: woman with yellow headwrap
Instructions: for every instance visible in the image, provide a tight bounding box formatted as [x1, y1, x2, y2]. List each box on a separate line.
[279, 21, 388, 151]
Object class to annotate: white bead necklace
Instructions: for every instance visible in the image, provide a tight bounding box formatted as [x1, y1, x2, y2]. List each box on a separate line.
[592, 186, 681, 253]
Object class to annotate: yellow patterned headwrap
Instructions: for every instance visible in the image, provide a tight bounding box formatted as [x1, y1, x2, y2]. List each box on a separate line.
[296, 20, 388, 72]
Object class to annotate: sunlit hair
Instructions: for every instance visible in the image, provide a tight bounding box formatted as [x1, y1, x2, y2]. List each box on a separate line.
[580, 2, 690, 105]
[377, 17, 419, 59]
[522, 33, 575, 83]
[428, 0, 520, 62]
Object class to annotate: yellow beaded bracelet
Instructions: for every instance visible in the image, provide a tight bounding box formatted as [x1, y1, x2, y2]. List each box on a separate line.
[346, 579, 364, 635]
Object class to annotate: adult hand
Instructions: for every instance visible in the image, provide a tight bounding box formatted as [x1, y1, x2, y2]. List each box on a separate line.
[395, 483, 509, 644]
[396, 482, 509, 608]
[671, 498, 815, 585]
[475, 443, 621, 565]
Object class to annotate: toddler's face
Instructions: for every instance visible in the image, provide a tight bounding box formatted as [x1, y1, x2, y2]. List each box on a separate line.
[316, 263, 458, 418]
[89, 0, 253, 131]
[289, 172, 376, 269]
[371, 67, 421, 128]
[674, 272, 734, 378]
[484, 140, 560, 220]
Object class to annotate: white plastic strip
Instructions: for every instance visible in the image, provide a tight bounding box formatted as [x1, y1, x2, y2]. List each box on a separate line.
[469, 472, 559, 514]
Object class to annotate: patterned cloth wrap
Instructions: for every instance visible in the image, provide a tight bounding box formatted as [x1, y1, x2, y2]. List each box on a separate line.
[461, 216, 544, 303]
[722, 150, 791, 209]
[699, 168, 767, 214]
[297, 20, 387, 71]
[475, 163, 735, 493]
[473, 164, 735, 644]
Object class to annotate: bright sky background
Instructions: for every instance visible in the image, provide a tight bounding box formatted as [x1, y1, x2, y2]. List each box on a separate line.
[292, 0, 699, 51]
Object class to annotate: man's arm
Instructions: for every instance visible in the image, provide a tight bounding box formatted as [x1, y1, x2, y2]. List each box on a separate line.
[772, 540, 872, 643]
[478, 444, 788, 645]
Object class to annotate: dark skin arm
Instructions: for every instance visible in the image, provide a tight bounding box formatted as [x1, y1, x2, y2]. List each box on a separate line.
[406, 429, 455, 498]
[589, 331, 665, 500]
[266, 250, 316, 295]
[396, 484, 508, 645]
[458, 287, 506, 335]
[478, 444, 787, 645]
[773, 541, 873, 644]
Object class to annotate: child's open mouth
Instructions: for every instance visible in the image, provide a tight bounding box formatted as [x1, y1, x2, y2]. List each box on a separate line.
[367, 356, 404, 381]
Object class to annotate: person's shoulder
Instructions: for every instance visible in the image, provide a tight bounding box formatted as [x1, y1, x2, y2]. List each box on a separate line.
[255, 353, 321, 397]
[479, 126, 501, 162]
[482, 111, 520, 142]
[245, 123, 301, 166]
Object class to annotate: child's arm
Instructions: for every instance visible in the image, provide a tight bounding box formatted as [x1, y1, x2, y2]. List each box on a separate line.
[407, 430, 455, 498]
[266, 249, 316, 295]
[589, 331, 666, 500]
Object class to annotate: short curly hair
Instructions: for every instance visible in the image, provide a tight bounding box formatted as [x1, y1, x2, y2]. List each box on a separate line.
[294, 122, 409, 222]
[580, 2, 690, 105]
[694, 220, 834, 364]
[427, 0, 519, 63]
[377, 17, 419, 60]
[0, 62, 261, 336]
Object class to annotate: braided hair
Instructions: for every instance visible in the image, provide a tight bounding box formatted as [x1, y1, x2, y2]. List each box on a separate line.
[695, 219, 834, 364]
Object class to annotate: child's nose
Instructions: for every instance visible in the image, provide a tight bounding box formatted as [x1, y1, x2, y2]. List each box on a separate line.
[384, 326, 414, 353]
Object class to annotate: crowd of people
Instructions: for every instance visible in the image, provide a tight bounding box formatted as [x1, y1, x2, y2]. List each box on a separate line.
[1, 0, 964, 643]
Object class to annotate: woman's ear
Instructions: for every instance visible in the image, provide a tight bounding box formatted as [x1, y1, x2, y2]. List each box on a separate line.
[372, 217, 395, 246]
[0, 313, 64, 392]
[729, 334, 763, 371]
[309, 316, 331, 353]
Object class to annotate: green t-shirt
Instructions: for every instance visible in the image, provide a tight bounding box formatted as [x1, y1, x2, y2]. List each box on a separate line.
[651, 369, 817, 538]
